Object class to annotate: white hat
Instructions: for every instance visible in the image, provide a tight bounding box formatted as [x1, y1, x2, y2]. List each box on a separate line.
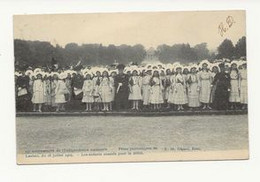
[209, 63, 220, 71]
[25, 70, 33, 76]
[145, 64, 152, 69]
[189, 64, 198, 71]
[83, 71, 92, 78]
[14, 71, 22, 77]
[225, 62, 231, 68]
[34, 71, 44, 77]
[33, 68, 41, 74]
[59, 72, 67, 80]
[51, 72, 59, 77]
[174, 64, 183, 72]
[152, 68, 159, 75]
[199, 60, 211, 68]
[109, 69, 118, 75]
[101, 68, 109, 73]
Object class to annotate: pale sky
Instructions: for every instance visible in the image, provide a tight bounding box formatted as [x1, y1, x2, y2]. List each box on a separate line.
[13, 10, 246, 51]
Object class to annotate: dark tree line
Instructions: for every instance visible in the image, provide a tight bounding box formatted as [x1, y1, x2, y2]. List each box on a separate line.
[155, 43, 213, 64]
[216, 36, 246, 60]
[14, 36, 246, 69]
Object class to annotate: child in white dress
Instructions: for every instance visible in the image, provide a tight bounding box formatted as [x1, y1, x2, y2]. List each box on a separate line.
[187, 66, 200, 109]
[229, 62, 240, 109]
[239, 62, 247, 110]
[55, 73, 69, 112]
[93, 70, 102, 111]
[100, 70, 113, 111]
[82, 73, 94, 111]
[32, 73, 45, 112]
[198, 62, 213, 110]
[172, 66, 187, 111]
[142, 70, 152, 109]
[165, 69, 172, 108]
[149, 70, 163, 110]
[129, 69, 142, 110]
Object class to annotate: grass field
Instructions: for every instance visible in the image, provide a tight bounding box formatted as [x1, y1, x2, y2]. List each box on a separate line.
[16, 115, 248, 154]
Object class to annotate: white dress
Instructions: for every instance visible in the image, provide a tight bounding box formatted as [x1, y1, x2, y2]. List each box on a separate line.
[239, 69, 247, 104]
[229, 70, 240, 102]
[55, 80, 68, 104]
[82, 80, 94, 103]
[128, 76, 142, 100]
[31, 79, 45, 104]
[198, 70, 212, 103]
[187, 74, 200, 107]
[171, 74, 187, 105]
[142, 75, 151, 105]
[100, 77, 113, 103]
[149, 77, 164, 104]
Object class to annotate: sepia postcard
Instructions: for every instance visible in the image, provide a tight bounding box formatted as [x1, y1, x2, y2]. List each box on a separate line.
[14, 10, 248, 164]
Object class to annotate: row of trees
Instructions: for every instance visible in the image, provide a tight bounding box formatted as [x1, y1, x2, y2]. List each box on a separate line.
[14, 36, 246, 69]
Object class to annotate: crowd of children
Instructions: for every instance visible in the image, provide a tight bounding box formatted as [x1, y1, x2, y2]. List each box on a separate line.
[15, 58, 248, 112]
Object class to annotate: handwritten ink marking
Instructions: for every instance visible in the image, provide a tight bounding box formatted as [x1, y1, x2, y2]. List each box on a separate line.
[218, 16, 235, 37]
[218, 22, 228, 37]
[226, 16, 235, 27]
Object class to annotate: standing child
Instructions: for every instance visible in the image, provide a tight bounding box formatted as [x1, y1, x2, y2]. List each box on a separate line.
[172, 66, 187, 111]
[93, 70, 102, 111]
[55, 73, 69, 112]
[32, 72, 45, 112]
[187, 65, 200, 109]
[109, 70, 117, 111]
[43, 73, 52, 111]
[142, 69, 152, 110]
[129, 69, 142, 110]
[182, 67, 189, 106]
[82, 73, 94, 111]
[229, 61, 240, 109]
[239, 62, 247, 110]
[149, 70, 164, 110]
[160, 70, 167, 108]
[51, 73, 59, 110]
[165, 68, 172, 108]
[209, 64, 219, 104]
[198, 61, 213, 110]
[100, 70, 113, 111]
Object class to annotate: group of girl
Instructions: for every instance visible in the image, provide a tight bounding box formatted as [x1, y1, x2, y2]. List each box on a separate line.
[15, 59, 248, 112]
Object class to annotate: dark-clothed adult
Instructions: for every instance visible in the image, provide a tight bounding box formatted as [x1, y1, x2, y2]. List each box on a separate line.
[71, 72, 84, 110]
[114, 64, 129, 110]
[212, 64, 231, 110]
[16, 73, 31, 111]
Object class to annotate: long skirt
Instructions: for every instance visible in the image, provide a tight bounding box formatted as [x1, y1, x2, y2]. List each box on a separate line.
[32, 91, 45, 104]
[240, 80, 247, 104]
[82, 91, 94, 103]
[200, 80, 211, 103]
[188, 83, 200, 107]
[150, 85, 163, 104]
[142, 85, 151, 105]
[100, 86, 113, 103]
[165, 86, 170, 101]
[93, 86, 102, 103]
[129, 85, 142, 100]
[55, 93, 66, 104]
[229, 80, 240, 102]
[44, 93, 52, 105]
[172, 83, 186, 105]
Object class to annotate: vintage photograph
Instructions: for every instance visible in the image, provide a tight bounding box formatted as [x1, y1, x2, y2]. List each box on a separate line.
[14, 10, 248, 164]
